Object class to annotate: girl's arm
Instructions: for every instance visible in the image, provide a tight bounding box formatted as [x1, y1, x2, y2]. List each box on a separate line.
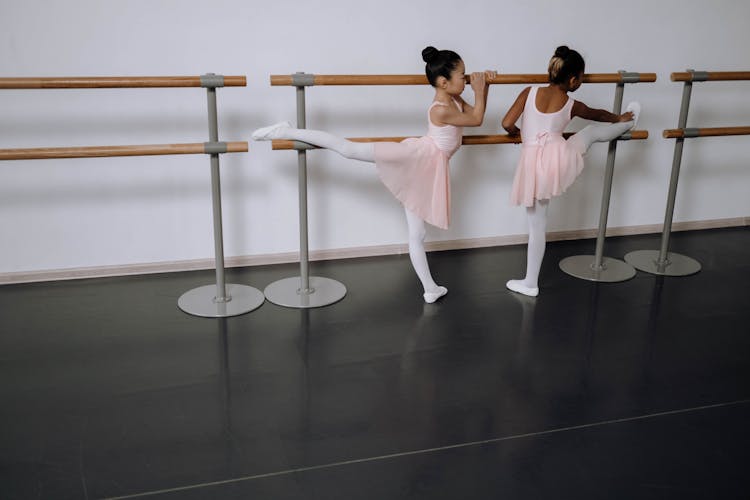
[431, 71, 492, 127]
[501, 86, 531, 135]
[572, 100, 634, 123]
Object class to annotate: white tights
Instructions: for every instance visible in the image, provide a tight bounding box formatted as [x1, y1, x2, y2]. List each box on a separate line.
[273, 126, 441, 295]
[277, 128, 376, 162]
[521, 199, 549, 290]
[404, 207, 440, 294]
[567, 120, 635, 155]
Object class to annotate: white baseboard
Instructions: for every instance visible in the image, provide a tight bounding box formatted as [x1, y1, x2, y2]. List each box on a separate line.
[2, 216, 747, 285]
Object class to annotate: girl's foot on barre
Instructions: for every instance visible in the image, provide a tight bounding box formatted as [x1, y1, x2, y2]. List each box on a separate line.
[506, 279, 538, 297]
[423, 286, 448, 304]
[252, 121, 292, 141]
[625, 102, 640, 129]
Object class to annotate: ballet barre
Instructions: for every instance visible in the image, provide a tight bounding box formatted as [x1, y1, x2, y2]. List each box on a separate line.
[670, 71, 750, 82]
[0, 142, 248, 160]
[270, 73, 657, 86]
[267, 72, 653, 308]
[0, 74, 265, 317]
[663, 126, 750, 139]
[625, 70, 750, 276]
[0, 75, 247, 88]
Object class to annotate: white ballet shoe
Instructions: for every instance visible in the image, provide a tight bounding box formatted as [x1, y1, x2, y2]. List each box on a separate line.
[625, 102, 641, 129]
[251, 121, 292, 141]
[506, 279, 539, 297]
[423, 286, 448, 304]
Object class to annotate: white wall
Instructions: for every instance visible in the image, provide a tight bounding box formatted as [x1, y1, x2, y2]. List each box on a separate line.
[1, 0, 748, 275]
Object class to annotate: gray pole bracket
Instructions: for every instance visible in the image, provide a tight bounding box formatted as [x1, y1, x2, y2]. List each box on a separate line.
[292, 140, 315, 151]
[619, 71, 642, 84]
[201, 73, 226, 88]
[291, 72, 316, 87]
[688, 70, 709, 82]
[204, 141, 229, 154]
[682, 128, 701, 138]
[618, 131, 634, 141]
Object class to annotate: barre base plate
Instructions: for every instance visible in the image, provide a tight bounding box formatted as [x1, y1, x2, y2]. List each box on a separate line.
[624, 250, 701, 276]
[264, 276, 347, 308]
[559, 255, 636, 282]
[178, 284, 265, 318]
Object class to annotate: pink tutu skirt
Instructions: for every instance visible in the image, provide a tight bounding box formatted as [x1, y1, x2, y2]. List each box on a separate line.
[510, 135, 585, 207]
[374, 136, 451, 229]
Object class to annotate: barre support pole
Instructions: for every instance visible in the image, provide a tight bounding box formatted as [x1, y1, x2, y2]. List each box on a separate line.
[625, 70, 701, 276]
[264, 73, 347, 308]
[559, 71, 636, 282]
[179, 74, 265, 317]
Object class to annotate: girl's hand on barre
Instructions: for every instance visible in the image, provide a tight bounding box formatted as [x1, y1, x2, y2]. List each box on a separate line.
[506, 125, 521, 136]
[469, 72, 486, 94]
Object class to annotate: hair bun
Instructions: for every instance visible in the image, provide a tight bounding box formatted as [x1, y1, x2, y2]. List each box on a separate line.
[422, 46, 438, 63]
[554, 45, 570, 59]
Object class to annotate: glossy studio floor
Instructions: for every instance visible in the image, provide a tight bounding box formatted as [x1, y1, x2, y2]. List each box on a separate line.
[1, 227, 749, 499]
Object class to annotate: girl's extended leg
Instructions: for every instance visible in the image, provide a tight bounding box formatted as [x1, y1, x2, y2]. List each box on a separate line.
[567, 102, 640, 155]
[256, 122, 446, 302]
[506, 199, 549, 297]
[404, 207, 447, 303]
[252, 122, 375, 162]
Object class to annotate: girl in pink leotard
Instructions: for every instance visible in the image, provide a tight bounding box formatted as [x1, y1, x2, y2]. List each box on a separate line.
[502, 45, 640, 297]
[254, 47, 495, 303]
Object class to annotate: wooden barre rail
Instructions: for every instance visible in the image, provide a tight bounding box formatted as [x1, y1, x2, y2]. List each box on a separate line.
[0, 76, 247, 89]
[270, 73, 656, 86]
[0, 142, 248, 160]
[671, 71, 750, 82]
[663, 126, 750, 139]
[271, 131, 648, 150]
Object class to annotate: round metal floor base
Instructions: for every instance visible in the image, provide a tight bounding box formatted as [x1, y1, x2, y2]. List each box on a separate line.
[624, 250, 701, 276]
[264, 276, 347, 308]
[178, 284, 265, 318]
[559, 255, 636, 282]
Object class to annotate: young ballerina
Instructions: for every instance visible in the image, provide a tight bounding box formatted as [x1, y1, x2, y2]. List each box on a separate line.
[502, 45, 640, 297]
[253, 46, 495, 303]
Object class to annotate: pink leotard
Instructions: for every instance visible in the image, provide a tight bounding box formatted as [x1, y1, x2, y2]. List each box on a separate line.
[510, 86, 584, 207]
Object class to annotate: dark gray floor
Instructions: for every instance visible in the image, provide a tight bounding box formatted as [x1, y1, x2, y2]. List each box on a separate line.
[1, 227, 749, 499]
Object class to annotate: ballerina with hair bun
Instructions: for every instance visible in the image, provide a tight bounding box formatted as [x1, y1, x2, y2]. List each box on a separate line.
[254, 47, 495, 303]
[502, 45, 641, 297]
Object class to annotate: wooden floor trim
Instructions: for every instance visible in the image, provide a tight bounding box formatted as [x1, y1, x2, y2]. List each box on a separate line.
[2, 217, 747, 285]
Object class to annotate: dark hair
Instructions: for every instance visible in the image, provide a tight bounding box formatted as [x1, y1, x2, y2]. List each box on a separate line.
[422, 46, 462, 87]
[548, 45, 585, 84]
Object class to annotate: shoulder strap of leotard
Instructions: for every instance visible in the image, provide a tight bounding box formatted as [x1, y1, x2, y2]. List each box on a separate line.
[429, 99, 462, 110]
[525, 86, 538, 111]
[428, 99, 462, 125]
